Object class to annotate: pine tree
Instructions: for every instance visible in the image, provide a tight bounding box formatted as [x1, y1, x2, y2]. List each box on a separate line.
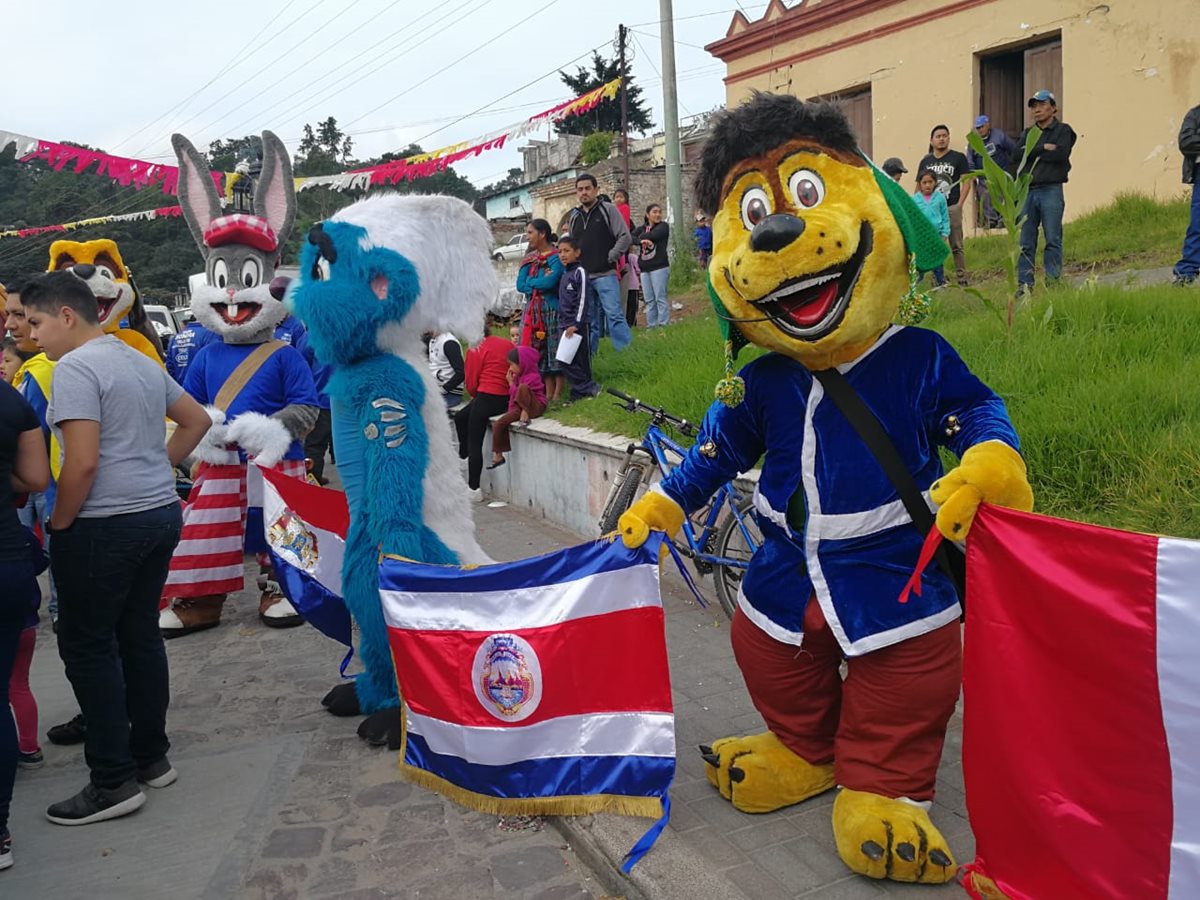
[556, 52, 653, 136]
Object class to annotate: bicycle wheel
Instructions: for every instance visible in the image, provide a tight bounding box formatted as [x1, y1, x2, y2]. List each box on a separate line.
[711, 496, 762, 620]
[598, 464, 646, 534]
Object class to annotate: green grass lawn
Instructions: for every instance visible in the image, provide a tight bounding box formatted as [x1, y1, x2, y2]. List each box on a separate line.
[963, 191, 1190, 280]
[552, 281, 1200, 538]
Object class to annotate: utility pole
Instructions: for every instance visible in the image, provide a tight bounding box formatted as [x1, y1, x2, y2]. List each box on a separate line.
[659, 0, 684, 257]
[618, 24, 630, 192]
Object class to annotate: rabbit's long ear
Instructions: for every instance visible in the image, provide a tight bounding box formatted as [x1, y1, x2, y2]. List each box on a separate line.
[256, 131, 297, 252]
[172, 133, 222, 256]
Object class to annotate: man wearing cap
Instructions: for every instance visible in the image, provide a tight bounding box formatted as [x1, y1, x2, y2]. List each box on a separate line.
[1016, 90, 1077, 293]
[1171, 101, 1200, 286]
[967, 115, 1016, 228]
[881, 157, 908, 183]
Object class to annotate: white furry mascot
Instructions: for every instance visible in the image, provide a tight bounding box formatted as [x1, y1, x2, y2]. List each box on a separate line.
[159, 131, 320, 637]
[289, 194, 495, 747]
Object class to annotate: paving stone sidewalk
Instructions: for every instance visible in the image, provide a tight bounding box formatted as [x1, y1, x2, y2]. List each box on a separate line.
[7, 493, 972, 899]
[7, 503, 610, 899]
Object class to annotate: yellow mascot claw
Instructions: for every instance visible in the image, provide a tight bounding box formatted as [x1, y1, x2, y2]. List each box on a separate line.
[617, 489, 685, 548]
[832, 789, 957, 883]
[930, 441, 1033, 540]
[700, 732, 834, 813]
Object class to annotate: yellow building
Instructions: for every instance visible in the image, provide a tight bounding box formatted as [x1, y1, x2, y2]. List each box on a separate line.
[706, 0, 1200, 227]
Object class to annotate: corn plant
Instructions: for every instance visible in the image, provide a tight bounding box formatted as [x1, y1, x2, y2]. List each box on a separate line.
[962, 126, 1042, 331]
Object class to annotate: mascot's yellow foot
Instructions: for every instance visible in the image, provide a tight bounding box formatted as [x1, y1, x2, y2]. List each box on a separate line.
[832, 788, 957, 884]
[698, 732, 834, 814]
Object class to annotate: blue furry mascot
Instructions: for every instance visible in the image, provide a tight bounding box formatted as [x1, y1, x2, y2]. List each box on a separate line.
[290, 194, 495, 746]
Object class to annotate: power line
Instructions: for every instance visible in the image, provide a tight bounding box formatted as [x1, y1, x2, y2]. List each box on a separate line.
[630, 31, 694, 118]
[627, 4, 767, 28]
[406, 42, 606, 148]
[191, 0, 411, 142]
[130, 0, 354, 158]
[222, 0, 494, 142]
[344, 0, 564, 128]
[111, 0, 304, 153]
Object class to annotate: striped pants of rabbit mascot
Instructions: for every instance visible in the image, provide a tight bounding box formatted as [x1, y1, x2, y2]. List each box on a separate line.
[160, 458, 307, 637]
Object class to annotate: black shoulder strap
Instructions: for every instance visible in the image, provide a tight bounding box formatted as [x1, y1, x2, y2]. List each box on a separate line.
[812, 366, 965, 597]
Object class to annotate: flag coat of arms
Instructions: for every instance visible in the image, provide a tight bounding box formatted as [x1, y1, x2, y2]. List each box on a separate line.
[378, 534, 676, 828]
[961, 505, 1200, 899]
[258, 464, 353, 652]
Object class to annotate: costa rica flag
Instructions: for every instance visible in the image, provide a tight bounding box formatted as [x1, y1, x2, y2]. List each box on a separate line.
[379, 533, 676, 869]
[961, 505, 1200, 899]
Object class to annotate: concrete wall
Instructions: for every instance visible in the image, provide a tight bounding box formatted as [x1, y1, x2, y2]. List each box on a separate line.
[712, 0, 1200, 226]
[477, 416, 758, 539]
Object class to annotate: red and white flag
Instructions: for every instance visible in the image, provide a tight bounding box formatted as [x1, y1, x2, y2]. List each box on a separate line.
[961, 505, 1200, 899]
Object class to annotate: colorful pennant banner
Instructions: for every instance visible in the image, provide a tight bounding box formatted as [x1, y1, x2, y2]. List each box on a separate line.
[0, 76, 621, 203]
[0, 206, 182, 240]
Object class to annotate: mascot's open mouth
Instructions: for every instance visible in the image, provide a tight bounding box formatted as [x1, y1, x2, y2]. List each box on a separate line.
[748, 221, 873, 340]
[213, 301, 262, 326]
[95, 293, 119, 322]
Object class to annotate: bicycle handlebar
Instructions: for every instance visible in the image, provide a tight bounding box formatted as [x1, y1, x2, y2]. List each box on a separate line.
[605, 387, 697, 435]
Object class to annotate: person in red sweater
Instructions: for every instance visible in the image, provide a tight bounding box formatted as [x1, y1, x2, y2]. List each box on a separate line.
[454, 323, 514, 500]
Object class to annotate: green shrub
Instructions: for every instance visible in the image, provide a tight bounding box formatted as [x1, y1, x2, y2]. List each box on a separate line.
[580, 132, 614, 166]
[555, 282, 1200, 538]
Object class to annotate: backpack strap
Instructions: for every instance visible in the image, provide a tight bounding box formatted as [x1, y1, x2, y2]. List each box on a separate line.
[213, 340, 287, 413]
[811, 367, 966, 599]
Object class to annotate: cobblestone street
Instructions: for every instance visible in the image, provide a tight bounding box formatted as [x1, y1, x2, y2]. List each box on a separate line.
[7, 498, 972, 899]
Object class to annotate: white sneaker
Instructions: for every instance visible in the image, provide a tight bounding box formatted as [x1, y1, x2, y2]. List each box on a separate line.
[466, 488, 483, 502]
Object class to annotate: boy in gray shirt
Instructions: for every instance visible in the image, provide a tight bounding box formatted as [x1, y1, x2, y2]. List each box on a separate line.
[22, 271, 211, 826]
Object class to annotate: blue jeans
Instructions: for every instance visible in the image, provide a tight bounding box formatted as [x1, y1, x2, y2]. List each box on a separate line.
[642, 267, 671, 327]
[1174, 182, 1200, 279]
[17, 490, 57, 620]
[50, 503, 182, 789]
[1018, 184, 1065, 287]
[587, 273, 632, 354]
[0, 554, 40, 832]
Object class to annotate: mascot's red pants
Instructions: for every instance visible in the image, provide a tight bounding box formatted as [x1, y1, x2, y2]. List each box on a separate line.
[731, 597, 961, 802]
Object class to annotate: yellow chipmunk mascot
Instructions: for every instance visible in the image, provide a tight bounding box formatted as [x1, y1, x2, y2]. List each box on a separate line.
[618, 94, 1034, 886]
[48, 238, 165, 365]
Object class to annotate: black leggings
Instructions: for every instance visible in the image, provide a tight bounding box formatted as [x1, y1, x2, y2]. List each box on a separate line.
[454, 392, 509, 489]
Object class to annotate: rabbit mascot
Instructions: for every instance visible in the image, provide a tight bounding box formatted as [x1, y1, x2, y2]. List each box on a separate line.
[47, 238, 165, 363]
[290, 194, 494, 748]
[159, 131, 320, 638]
[617, 95, 1034, 886]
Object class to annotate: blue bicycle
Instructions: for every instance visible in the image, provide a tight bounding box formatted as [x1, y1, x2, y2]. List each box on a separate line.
[597, 387, 762, 619]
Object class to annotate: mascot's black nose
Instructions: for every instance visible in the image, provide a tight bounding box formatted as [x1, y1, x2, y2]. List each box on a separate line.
[72, 263, 96, 279]
[750, 214, 806, 253]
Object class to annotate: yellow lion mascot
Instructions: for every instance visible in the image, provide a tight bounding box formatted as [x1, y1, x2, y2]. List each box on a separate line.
[48, 238, 164, 365]
[619, 93, 1033, 886]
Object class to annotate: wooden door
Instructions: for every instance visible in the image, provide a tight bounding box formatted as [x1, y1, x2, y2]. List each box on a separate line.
[1024, 41, 1064, 118]
[839, 91, 873, 157]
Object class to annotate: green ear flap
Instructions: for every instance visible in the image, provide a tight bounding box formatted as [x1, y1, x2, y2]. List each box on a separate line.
[859, 152, 950, 274]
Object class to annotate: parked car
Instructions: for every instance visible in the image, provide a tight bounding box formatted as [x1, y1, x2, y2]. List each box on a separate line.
[492, 234, 529, 262]
[143, 304, 180, 340]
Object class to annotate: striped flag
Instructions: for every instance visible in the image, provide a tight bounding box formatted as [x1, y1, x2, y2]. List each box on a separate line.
[961, 505, 1200, 899]
[379, 534, 676, 868]
[258, 464, 353, 654]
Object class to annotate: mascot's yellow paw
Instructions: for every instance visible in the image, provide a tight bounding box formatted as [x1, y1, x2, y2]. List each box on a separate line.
[930, 441, 1033, 540]
[616, 490, 685, 548]
[832, 788, 957, 884]
[699, 732, 834, 814]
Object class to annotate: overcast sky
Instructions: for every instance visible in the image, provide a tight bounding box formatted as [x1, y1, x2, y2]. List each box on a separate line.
[7, 0, 771, 189]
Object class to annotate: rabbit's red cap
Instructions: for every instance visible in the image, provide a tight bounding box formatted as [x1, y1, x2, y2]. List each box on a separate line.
[204, 213, 278, 252]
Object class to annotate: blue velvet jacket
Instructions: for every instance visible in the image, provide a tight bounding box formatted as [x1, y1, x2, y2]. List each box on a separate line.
[659, 326, 1019, 656]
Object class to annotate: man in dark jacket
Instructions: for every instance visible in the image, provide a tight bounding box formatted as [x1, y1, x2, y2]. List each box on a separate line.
[567, 173, 632, 355]
[968, 115, 1017, 228]
[1172, 103, 1200, 286]
[1015, 90, 1077, 293]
